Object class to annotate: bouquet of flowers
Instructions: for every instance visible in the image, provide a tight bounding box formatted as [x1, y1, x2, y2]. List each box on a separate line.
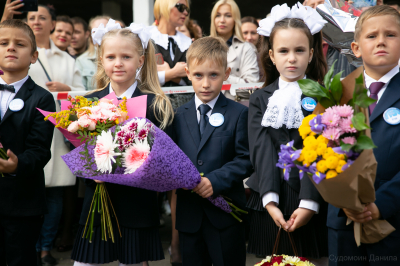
[39, 93, 148, 242]
[255, 255, 315, 266]
[277, 62, 395, 246]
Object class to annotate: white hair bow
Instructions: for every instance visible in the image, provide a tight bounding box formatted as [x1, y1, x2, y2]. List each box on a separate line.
[91, 19, 121, 45]
[257, 2, 327, 37]
[126, 23, 152, 49]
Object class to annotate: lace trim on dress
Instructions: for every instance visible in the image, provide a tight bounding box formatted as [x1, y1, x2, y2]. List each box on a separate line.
[261, 80, 304, 129]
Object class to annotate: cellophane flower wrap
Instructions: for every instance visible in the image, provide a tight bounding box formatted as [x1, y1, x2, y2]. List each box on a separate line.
[63, 118, 247, 229]
[255, 255, 315, 266]
[276, 62, 395, 246]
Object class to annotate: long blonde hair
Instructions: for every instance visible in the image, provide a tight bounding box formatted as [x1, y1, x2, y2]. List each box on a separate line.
[210, 0, 244, 42]
[154, 0, 190, 22]
[93, 28, 174, 129]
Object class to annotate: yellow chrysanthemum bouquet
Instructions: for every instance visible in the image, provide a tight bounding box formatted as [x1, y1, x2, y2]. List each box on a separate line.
[277, 63, 395, 246]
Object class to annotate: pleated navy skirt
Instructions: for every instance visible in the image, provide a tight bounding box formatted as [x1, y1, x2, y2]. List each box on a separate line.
[71, 225, 164, 264]
[246, 182, 328, 259]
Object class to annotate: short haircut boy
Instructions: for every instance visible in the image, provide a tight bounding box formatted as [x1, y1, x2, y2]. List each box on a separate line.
[354, 5, 400, 40]
[0, 19, 37, 55]
[186, 36, 228, 69]
[71, 16, 89, 32]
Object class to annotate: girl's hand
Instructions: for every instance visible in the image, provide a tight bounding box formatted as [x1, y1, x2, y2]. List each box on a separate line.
[287, 208, 315, 232]
[157, 62, 171, 72]
[266, 203, 291, 231]
[94, 180, 105, 184]
[172, 62, 187, 78]
[1, 0, 23, 22]
[46, 82, 71, 92]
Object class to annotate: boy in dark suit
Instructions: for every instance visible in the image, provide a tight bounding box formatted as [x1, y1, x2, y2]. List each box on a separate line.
[173, 36, 253, 266]
[328, 6, 400, 266]
[0, 20, 55, 266]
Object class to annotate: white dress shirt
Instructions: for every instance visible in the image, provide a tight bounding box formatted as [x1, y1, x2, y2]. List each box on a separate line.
[0, 75, 29, 119]
[109, 81, 137, 99]
[364, 66, 399, 103]
[194, 93, 220, 123]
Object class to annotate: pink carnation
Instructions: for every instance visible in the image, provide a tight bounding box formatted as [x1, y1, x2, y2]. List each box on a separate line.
[322, 108, 340, 127]
[342, 136, 356, 145]
[122, 141, 150, 174]
[334, 105, 354, 118]
[322, 127, 342, 141]
[340, 118, 357, 133]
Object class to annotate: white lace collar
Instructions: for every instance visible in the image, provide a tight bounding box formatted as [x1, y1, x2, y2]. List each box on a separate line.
[261, 76, 305, 129]
[149, 26, 192, 52]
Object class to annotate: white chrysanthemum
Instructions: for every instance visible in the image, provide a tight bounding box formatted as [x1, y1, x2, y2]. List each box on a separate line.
[282, 256, 301, 265]
[94, 130, 120, 173]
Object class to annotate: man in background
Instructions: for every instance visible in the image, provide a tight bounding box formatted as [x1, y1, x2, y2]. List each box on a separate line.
[68, 17, 89, 58]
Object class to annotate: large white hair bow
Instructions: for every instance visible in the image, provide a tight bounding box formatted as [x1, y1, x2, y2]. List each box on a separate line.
[92, 19, 121, 45]
[257, 2, 327, 37]
[126, 23, 152, 49]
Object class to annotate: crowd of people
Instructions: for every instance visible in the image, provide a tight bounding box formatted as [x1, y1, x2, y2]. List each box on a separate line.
[0, 0, 399, 266]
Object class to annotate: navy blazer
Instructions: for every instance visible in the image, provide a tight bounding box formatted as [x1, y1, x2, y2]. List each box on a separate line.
[79, 85, 170, 228]
[173, 93, 253, 233]
[246, 79, 323, 203]
[328, 71, 400, 237]
[0, 77, 55, 217]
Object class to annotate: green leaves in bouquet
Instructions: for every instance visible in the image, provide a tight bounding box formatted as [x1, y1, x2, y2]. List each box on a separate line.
[352, 74, 376, 109]
[354, 135, 377, 150]
[324, 59, 336, 90]
[331, 71, 343, 103]
[352, 112, 371, 131]
[297, 79, 329, 99]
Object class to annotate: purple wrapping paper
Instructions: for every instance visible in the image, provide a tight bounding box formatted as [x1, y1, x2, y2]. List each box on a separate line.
[62, 119, 231, 213]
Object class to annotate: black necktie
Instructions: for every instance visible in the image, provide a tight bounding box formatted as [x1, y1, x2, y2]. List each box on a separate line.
[168, 37, 176, 55]
[0, 84, 15, 93]
[198, 104, 211, 137]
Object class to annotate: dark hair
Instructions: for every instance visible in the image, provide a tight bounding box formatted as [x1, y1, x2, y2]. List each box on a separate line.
[185, 19, 201, 40]
[259, 18, 327, 87]
[0, 19, 37, 55]
[55, 15, 74, 31]
[71, 17, 88, 32]
[38, 4, 56, 21]
[241, 16, 259, 27]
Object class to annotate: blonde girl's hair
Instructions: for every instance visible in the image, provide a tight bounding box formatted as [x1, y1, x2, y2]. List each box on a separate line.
[210, 0, 244, 42]
[87, 15, 111, 57]
[154, 0, 190, 23]
[93, 28, 174, 129]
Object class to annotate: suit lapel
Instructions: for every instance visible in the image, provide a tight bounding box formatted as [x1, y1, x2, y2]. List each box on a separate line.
[1, 77, 34, 125]
[370, 72, 400, 123]
[183, 98, 201, 148]
[197, 94, 228, 153]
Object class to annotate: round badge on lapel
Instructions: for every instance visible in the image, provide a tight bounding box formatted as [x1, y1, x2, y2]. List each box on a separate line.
[9, 98, 24, 112]
[383, 107, 400, 125]
[301, 97, 317, 111]
[209, 113, 224, 127]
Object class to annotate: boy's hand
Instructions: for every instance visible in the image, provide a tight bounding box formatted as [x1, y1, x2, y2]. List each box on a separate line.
[1, 0, 23, 23]
[266, 203, 292, 231]
[287, 208, 315, 232]
[343, 206, 372, 223]
[0, 149, 18, 174]
[46, 82, 71, 92]
[366, 203, 381, 220]
[192, 177, 213, 198]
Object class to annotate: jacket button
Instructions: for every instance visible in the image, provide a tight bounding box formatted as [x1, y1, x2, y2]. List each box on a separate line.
[236, 68, 239, 72]
[198, 160, 203, 166]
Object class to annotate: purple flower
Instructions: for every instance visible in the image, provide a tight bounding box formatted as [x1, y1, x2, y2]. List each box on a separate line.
[309, 114, 326, 134]
[312, 171, 326, 184]
[276, 159, 294, 181]
[280, 141, 294, 152]
[333, 146, 354, 158]
[341, 159, 354, 171]
[296, 164, 309, 180]
[290, 150, 302, 161]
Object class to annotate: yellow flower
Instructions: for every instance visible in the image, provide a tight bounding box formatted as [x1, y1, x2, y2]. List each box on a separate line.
[326, 156, 339, 169]
[326, 170, 338, 179]
[336, 160, 347, 173]
[322, 147, 334, 160]
[299, 114, 317, 139]
[317, 134, 329, 144]
[316, 160, 328, 173]
[297, 152, 305, 162]
[316, 142, 327, 156]
[303, 149, 317, 164]
[299, 125, 312, 139]
[338, 154, 345, 160]
[303, 136, 318, 150]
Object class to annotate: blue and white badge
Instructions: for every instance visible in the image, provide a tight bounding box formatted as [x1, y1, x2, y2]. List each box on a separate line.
[301, 97, 317, 111]
[383, 107, 400, 125]
[209, 113, 224, 127]
[9, 98, 24, 112]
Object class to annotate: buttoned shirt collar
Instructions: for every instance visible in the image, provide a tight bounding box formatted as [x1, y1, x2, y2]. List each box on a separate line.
[109, 81, 137, 99]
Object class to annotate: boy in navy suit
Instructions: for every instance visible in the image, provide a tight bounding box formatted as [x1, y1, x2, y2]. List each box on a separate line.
[0, 20, 55, 266]
[328, 6, 400, 266]
[173, 37, 253, 266]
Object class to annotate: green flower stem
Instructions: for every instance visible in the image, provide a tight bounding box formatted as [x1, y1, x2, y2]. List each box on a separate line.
[227, 202, 248, 214]
[230, 212, 242, 223]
